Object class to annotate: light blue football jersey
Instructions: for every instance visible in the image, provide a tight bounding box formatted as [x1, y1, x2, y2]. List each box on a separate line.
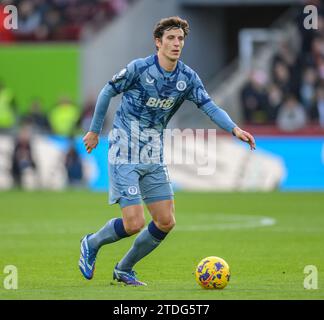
[109, 54, 212, 133]
[90, 54, 236, 163]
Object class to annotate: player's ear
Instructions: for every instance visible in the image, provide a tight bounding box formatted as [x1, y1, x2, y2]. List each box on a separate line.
[155, 37, 162, 50]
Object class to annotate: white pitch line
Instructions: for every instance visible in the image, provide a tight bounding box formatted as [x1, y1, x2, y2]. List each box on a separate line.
[175, 213, 276, 231]
[0, 214, 277, 234]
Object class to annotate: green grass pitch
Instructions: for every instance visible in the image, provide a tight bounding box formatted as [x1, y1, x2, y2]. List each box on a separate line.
[0, 191, 323, 300]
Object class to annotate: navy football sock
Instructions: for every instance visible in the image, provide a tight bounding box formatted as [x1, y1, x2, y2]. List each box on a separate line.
[88, 218, 130, 250]
[117, 221, 168, 272]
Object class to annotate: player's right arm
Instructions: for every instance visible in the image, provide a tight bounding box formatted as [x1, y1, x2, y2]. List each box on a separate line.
[83, 131, 99, 154]
[83, 60, 139, 154]
[83, 84, 117, 153]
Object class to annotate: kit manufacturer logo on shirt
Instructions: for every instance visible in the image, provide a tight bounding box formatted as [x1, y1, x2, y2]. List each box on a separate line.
[146, 76, 154, 84]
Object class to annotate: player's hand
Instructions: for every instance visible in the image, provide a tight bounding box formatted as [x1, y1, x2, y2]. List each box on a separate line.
[83, 131, 99, 154]
[232, 127, 256, 150]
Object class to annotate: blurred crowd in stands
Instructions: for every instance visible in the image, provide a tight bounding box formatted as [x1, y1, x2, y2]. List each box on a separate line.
[0, 80, 93, 188]
[10, 124, 84, 189]
[0, 0, 133, 42]
[241, 1, 324, 131]
[0, 80, 95, 136]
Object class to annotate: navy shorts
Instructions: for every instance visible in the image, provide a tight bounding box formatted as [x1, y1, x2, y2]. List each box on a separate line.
[108, 163, 174, 208]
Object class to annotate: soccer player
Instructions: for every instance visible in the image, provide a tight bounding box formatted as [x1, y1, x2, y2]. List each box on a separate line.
[79, 16, 256, 286]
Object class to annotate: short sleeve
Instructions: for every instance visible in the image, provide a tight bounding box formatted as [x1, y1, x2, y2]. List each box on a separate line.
[186, 72, 212, 108]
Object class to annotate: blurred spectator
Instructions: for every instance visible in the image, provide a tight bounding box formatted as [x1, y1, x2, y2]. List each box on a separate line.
[0, 81, 17, 131]
[266, 84, 283, 123]
[316, 55, 324, 80]
[272, 41, 300, 92]
[65, 140, 84, 187]
[241, 70, 269, 124]
[21, 99, 51, 133]
[310, 35, 324, 69]
[273, 41, 296, 70]
[299, 67, 318, 112]
[276, 94, 307, 132]
[11, 126, 37, 188]
[49, 96, 80, 136]
[16, 0, 42, 36]
[272, 61, 292, 95]
[36, 8, 63, 41]
[314, 85, 324, 127]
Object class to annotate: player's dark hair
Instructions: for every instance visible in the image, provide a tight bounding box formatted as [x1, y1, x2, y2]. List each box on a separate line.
[153, 16, 190, 45]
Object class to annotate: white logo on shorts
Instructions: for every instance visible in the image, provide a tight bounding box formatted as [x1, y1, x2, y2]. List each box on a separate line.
[128, 186, 138, 195]
[176, 80, 187, 91]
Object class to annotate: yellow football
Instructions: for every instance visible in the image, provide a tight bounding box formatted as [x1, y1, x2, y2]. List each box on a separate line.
[195, 256, 230, 289]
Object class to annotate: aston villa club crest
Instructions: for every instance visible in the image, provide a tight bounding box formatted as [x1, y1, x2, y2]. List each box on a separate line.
[176, 80, 187, 91]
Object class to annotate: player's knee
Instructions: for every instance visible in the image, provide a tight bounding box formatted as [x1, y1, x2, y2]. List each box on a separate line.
[124, 219, 145, 235]
[157, 216, 176, 232]
[167, 216, 176, 231]
[164, 220, 176, 232]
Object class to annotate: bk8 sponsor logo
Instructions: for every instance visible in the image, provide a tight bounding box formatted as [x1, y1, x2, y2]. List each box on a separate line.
[146, 97, 175, 110]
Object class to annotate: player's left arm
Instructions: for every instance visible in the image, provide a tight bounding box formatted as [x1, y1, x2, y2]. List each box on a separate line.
[232, 126, 256, 150]
[200, 101, 256, 150]
[187, 72, 256, 150]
